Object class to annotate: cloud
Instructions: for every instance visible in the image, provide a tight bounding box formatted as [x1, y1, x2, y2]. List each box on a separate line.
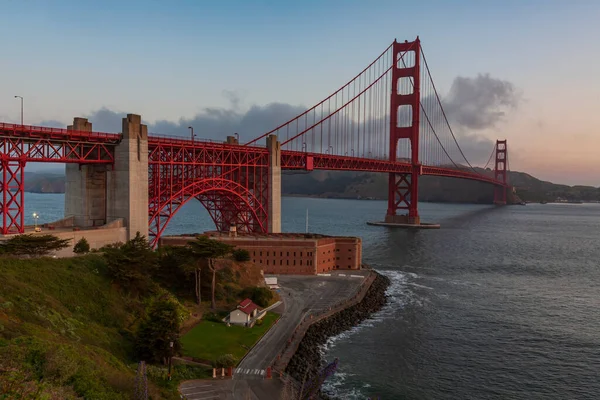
[35, 74, 519, 168]
[78, 96, 306, 145]
[442, 73, 520, 131]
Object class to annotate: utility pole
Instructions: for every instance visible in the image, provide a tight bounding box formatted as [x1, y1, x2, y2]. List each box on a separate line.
[305, 209, 309, 233]
[168, 342, 174, 381]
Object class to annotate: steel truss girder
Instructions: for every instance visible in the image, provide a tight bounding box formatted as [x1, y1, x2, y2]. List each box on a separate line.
[147, 141, 270, 247]
[0, 158, 25, 234]
[0, 137, 116, 163]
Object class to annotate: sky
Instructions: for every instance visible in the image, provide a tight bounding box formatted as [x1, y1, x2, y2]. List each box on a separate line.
[1, 0, 599, 185]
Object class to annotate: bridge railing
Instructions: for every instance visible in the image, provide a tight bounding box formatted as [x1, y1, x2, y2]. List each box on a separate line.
[0, 122, 120, 141]
[147, 133, 271, 149]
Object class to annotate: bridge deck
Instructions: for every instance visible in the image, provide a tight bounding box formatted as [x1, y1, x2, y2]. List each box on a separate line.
[0, 123, 506, 187]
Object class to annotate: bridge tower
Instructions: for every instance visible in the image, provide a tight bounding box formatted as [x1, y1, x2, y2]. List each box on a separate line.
[385, 37, 422, 225]
[494, 140, 508, 205]
[64, 114, 149, 241]
[267, 134, 281, 233]
[65, 118, 108, 228]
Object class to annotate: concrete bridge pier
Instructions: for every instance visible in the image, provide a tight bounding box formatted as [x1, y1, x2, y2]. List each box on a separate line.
[65, 118, 108, 228]
[106, 114, 149, 240]
[267, 134, 281, 233]
[64, 114, 148, 241]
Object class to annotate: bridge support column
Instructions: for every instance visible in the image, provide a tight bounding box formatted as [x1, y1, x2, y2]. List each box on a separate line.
[494, 140, 508, 205]
[385, 169, 421, 225]
[267, 134, 281, 233]
[64, 118, 108, 228]
[106, 114, 149, 240]
[385, 38, 422, 226]
[1, 157, 25, 234]
[368, 37, 439, 229]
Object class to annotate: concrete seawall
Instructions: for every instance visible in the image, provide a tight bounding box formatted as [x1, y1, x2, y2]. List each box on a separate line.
[273, 270, 390, 397]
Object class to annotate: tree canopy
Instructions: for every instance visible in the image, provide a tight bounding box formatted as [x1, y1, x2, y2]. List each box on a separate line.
[73, 237, 90, 254]
[187, 236, 233, 260]
[0, 234, 70, 257]
[103, 232, 158, 294]
[135, 297, 181, 363]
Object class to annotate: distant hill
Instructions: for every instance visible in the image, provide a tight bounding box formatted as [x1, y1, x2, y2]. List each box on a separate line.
[282, 169, 600, 203]
[24, 171, 65, 193]
[23, 169, 600, 203]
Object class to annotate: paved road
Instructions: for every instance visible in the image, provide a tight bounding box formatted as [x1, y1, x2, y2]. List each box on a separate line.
[180, 379, 284, 400]
[181, 271, 367, 399]
[236, 272, 367, 375]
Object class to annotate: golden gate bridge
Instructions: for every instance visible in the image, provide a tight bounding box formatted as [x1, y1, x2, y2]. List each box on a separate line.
[0, 37, 509, 246]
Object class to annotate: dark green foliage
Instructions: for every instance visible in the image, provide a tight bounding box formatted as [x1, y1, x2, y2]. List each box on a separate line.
[232, 248, 250, 262]
[73, 237, 90, 254]
[155, 245, 196, 296]
[135, 298, 181, 364]
[213, 354, 236, 368]
[102, 232, 158, 295]
[239, 286, 274, 308]
[187, 236, 233, 260]
[203, 312, 222, 323]
[0, 234, 70, 257]
[187, 236, 234, 309]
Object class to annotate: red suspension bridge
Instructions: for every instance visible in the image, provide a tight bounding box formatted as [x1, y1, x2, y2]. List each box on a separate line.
[0, 37, 509, 246]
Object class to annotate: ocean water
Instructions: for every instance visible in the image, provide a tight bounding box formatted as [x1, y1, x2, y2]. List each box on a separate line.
[23, 193, 600, 399]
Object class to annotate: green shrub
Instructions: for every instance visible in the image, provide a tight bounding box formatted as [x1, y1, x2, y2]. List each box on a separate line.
[240, 286, 274, 308]
[204, 312, 222, 323]
[73, 237, 90, 254]
[0, 234, 70, 257]
[232, 249, 251, 262]
[213, 354, 236, 368]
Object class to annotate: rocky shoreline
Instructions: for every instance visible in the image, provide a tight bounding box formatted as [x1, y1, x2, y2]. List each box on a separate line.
[286, 271, 391, 398]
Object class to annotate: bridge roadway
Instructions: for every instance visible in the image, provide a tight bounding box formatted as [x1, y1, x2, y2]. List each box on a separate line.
[0, 122, 506, 186]
[179, 271, 368, 400]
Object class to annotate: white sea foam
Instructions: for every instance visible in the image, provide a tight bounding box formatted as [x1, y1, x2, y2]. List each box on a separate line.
[320, 267, 422, 398]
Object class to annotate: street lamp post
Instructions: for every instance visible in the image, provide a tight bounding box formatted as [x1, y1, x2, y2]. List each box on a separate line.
[188, 126, 195, 142]
[14, 96, 23, 125]
[234, 132, 239, 142]
[168, 341, 174, 381]
[32, 212, 39, 231]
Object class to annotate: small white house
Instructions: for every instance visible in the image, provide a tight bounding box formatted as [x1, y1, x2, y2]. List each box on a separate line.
[229, 309, 251, 325]
[229, 298, 261, 326]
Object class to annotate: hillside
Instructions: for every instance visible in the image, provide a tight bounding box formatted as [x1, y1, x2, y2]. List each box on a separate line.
[0, 242, 268, 398]
[24, 171, 65, 193]
[23, 169, 600, 203]
[282, 169, 600, 203]
[0, 255, 163, 399]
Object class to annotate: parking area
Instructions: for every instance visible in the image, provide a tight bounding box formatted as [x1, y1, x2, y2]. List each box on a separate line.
[235, 271, 368, 374]
[180, 380, 228, 400]
[180, 379, 285, 400]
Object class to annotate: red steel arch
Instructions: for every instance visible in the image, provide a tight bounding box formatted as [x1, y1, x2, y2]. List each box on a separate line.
[148, 177, 268, 247]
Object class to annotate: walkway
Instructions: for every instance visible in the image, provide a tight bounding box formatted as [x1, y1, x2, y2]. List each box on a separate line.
[235, 271, 369, 377]
[272, 270, 376, 373]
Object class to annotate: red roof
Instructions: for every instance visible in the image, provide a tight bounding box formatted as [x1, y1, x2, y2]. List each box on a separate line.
[239, 298, 252, 308]
[238, 298, 260, 315]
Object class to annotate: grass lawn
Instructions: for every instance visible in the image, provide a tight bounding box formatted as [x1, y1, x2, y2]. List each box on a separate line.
[181, 312, 279, 364]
